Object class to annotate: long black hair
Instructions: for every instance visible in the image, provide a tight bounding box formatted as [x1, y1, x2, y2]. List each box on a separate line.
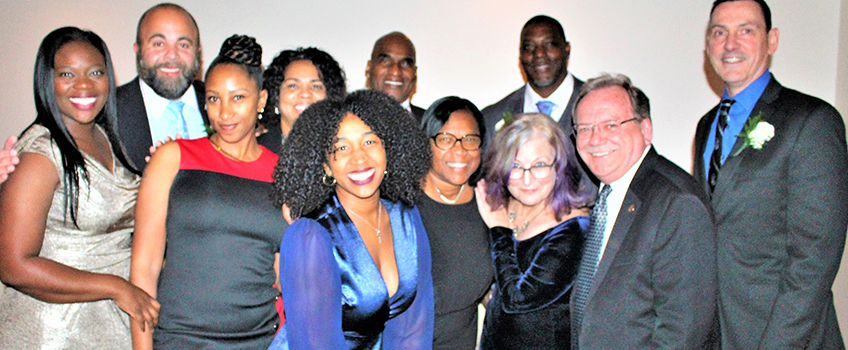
[29, 26, 129, 227]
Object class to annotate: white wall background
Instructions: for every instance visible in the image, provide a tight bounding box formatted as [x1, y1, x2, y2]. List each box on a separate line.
[1, 0, 846, 339]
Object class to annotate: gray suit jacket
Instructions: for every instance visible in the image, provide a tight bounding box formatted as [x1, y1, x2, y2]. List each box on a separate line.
[115, 77, 207, 174]
[693, 76, 848, 350]
[573, 147, 717, 349]
[481, 77, 583, 141]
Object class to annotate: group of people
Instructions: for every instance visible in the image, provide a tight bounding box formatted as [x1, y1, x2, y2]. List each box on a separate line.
[0, 0, 846, 350]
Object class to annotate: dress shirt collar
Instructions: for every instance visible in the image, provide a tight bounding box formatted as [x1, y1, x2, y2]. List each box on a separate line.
[722, 69, 770, 112]
[599, 145, 651, 257]
[138, 78, 200, 122]
[523, 72, 574, 122]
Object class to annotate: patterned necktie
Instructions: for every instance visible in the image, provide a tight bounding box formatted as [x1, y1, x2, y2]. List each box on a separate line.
[572, 184, 612, 349]
[708, 99, 734, 193]
[164, 100, 189, 139]
[536, 100, 556, 117]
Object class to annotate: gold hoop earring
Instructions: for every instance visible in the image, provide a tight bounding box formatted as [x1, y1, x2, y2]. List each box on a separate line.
[322, 174, 336, 186]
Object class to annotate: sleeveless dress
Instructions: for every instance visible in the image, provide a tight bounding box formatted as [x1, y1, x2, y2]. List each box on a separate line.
[268, 196, 434, 350]
[153, 138, 286, 349]
[480, 216, 589, 350]
[417, 193, 493, 350]
[0, 124, 139, 349]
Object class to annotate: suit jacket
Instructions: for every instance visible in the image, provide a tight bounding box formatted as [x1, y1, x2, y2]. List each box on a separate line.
[115, 77, 208, 174]
[481, 78, 599, 187]
[410, 104, 425, 121]
[693, 76, 848, 350]
[573, 148, 717, 349]
[481, 77, 584, 141]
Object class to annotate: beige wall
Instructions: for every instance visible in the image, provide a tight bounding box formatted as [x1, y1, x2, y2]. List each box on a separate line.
[0, 0, 846, 338]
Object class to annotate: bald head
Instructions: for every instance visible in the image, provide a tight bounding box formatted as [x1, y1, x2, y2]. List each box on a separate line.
[366, 32, 417, 103]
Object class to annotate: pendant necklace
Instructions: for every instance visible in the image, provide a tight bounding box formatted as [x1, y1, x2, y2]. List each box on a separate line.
[434, 183, 465, 204]
[509, 206, 544, 238]
[347, 201, 383, 244]
[209, 138, 241, 161]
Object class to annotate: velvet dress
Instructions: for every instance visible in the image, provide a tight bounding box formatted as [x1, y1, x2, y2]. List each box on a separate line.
[480, 216, 588, 350]
[268, 196, 434, 350]
[152, 138, 286, 349]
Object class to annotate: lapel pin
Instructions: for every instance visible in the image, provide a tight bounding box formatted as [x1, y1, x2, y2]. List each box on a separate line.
[627, 204, 636, 212]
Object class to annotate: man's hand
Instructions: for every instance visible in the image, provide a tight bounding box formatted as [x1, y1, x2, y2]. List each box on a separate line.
[0, 135, 20, 184]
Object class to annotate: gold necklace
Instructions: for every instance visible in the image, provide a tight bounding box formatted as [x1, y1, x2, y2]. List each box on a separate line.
[434, 183, 465, 204]
[208, 138, 244, 161]
[346, 201, 383, 244]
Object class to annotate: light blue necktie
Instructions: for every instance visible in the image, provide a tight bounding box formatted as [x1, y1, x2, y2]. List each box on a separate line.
[572, 184, 612, 349]
[536, 100, 556, 117]
[164, 100, 189, 139]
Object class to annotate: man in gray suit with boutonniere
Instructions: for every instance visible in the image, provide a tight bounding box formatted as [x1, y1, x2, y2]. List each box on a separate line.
[694, 0, 848, 348]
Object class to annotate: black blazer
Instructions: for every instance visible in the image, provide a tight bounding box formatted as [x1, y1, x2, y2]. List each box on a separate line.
[481, 76, 583, 141]
[573, 148, 717, 349]
[115, 77, 208, 174]
[410, 104, 425, 121]
[693, 76, 848, 349]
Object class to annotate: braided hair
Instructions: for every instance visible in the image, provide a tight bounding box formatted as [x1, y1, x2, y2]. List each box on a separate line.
[205, 34, 263, 90]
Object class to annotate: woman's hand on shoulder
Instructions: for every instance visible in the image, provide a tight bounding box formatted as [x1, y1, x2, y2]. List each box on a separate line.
[474, 180, 511, 229]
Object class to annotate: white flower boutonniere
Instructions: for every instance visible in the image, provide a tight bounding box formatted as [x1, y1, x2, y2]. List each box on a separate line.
[494, 111, 514, 132]
[733, 113, 774, 156]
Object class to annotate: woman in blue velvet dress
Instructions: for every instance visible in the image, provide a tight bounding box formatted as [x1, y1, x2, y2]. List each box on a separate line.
[476, 113, 595, 349]
[268, 89, 434, 350]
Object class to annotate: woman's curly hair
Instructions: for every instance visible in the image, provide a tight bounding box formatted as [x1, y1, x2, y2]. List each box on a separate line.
[273, 89, 430, 219]
[260, 47, 347, 130]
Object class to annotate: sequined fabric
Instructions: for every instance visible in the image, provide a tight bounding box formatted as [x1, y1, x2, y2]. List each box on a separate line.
[0, 124, 139, 349]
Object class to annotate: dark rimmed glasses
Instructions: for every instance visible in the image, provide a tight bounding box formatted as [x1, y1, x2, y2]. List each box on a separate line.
[509, 163, 553, 180]
[430, 133, 482, 151]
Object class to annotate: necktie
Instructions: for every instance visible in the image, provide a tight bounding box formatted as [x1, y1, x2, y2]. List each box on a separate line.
[708, 99, 734, 193]
[164, 100, 189, 139]
[536, 100, 556, 117]
[572, 184, 612, 349]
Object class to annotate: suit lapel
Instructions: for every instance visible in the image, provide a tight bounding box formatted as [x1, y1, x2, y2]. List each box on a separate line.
[585, 150, 654, 305]
[712, 78, 782, 200]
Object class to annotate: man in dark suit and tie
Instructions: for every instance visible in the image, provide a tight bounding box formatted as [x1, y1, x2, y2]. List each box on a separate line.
[571, 74, 716, 349]
[482, 15, 583, 138]
[365, 32, 425, 119]
[117, 3, 208, 174]
[694, 1, 848, 348]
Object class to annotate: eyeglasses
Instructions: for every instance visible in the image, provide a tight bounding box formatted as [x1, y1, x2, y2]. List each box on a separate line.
[509, 163, 553, 180]
[573, 118, 638, 137]
[430, 133, 482, 151]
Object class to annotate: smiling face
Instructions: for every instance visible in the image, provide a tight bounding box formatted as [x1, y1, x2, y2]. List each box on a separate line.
[575, 86, 652, 184]
[53, 41, 109, 129]
[520, 22, 570, 98]
[204, 64, 267, 144]
[507, 134, 556, 208]
[429, 110, 482, 187]
[706, 0, 778, 96]
[134, 6, 201, 100]
[278, 60, 326, 133]
[366, 33, 417, 103]
[326, 114, 387, 202]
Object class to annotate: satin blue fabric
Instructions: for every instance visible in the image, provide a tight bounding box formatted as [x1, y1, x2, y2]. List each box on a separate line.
[268, 196, 434, 350]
